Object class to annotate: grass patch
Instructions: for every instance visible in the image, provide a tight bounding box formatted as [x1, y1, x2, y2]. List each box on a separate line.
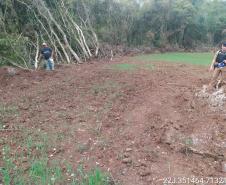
[0, 104, 19, 117]
[0, 131, 57, 185]
[85, 168, 110, 185]
[111, 63, 138, 71]
[0, 131, 114, 185]
[134, 52, 213, 66]
[110, 63, 154, 71]
[75, 166, 114, 185]
[1, 151, 111, 185]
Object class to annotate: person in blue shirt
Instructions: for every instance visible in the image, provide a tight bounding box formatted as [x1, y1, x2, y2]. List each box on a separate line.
[39, 42, 54, 70]
[208, 42, 226, 89]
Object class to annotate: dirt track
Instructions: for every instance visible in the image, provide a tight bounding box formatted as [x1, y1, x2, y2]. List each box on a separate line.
[1, 57, 226, 184]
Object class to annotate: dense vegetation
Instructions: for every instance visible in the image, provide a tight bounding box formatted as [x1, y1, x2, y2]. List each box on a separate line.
[1, 0, 226, 68]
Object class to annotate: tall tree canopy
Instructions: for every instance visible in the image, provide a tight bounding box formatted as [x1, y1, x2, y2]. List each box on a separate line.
[1, 0, 226, 68]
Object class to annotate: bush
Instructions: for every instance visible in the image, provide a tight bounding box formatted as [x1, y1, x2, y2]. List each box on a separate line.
[0, 34, 32, 68]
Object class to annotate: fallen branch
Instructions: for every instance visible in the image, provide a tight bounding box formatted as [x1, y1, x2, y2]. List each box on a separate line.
[1, 56, 31, 70]
[180, 146, 224, 161]
[37, 0, 81, 63]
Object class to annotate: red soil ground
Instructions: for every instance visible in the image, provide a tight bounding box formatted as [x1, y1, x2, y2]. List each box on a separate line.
[1, 57, 226, 184]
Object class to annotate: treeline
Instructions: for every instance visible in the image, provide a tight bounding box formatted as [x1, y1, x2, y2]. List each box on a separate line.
[90, 0, 226, 48]
[1, 0, 226, 68]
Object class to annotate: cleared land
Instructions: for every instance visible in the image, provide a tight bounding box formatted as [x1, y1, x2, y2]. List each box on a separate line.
[1, 53, 226, 185]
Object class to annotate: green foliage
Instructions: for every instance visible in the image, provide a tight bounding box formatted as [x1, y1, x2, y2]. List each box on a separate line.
[0, 33, 32, 67]
[79, 0, 135, 45]
[0, 104, 19, 124]
[128, 0, 226, 47]
[1, 0, 226, 67]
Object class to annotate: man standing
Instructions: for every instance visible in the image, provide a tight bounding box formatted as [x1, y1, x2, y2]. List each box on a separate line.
[39, 42, 54, 70]
[208, 42, 226, 89]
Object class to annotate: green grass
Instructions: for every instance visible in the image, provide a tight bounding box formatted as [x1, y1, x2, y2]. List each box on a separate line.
[0, 104, 19, 117]
[111, 63, 138, 71]
[110, 63, 154, 71]
[134, 52, 214, 66]
[78, 168, 111, 185]
[0, 130, 113, 185]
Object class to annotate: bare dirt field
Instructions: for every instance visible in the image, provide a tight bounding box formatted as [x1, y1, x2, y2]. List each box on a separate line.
[1, 57, 226, 184]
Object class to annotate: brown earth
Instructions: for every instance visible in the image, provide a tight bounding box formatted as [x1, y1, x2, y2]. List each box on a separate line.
[1, 57, 226, 185]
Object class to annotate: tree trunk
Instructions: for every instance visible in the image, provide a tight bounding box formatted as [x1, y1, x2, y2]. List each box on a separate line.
[34, 31, 39, 69]
[36, 0, 81, 63]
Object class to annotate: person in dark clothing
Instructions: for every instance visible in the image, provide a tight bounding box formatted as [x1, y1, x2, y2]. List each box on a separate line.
[208, 42, 226, 89]
[39, 43, 54, 70]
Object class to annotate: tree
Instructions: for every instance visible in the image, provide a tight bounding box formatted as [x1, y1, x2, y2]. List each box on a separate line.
[1, 0, 226, 68]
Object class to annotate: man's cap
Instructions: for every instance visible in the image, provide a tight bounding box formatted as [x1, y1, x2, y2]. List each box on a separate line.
[42, 42, 47, 46]
[222, 41, 226, 47]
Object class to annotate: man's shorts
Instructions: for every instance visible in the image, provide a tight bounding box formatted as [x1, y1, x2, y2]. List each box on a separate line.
[214, 62, 226, 69]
